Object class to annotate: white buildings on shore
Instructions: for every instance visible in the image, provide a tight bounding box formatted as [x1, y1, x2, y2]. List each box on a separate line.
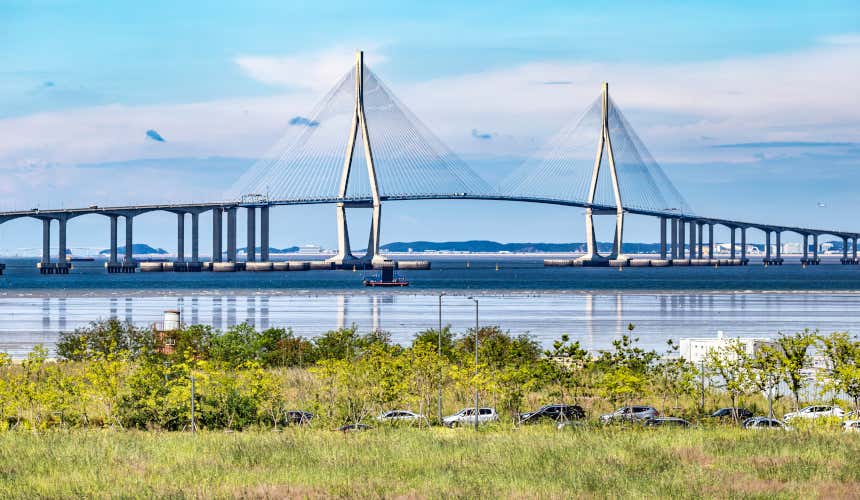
[678, 332, 776, 363]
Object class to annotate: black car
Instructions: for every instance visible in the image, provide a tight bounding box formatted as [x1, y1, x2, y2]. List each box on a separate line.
[286, 411, 314, 425]
[338, 423, 373, 432]
[710, 408, 753, 420]
[519, 404, 586, 424]
[643, 417, 691, 428]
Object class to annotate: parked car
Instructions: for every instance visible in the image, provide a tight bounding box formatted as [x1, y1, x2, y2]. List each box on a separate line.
[443, 407, 498, 427]
[643, 417, 691, 428]
[286, 410, 314, 425]
[338, 423, 373, 432]
[376, 410, 426, 424]
[518, 404, 586, 424]
[600, 406, 659, 423]
[743, 417, 790, 430]
[710, 408, 753, 420]
[783, 405, 844, 421]
[842, 420, 860, 433]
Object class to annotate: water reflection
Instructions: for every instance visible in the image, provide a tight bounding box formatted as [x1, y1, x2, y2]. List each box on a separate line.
[2, 292, 860, 359]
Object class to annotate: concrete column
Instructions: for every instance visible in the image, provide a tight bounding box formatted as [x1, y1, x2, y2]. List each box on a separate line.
[670, 218, 678, 259]
[176, 213, 185, 262]
[697, 223, 704, 259]
[765, 231, 772, 260]
[803, 234, 809, 260]
[260, 206, 269, 262]
[227, 207, 237, 263]
[109, 215, 118, 264]
[212, 208, 222, 263]
[41, 219, 51, 264]
[689, 221, 697, 259]
[246, 207, 256, 262]
[842, 237, 848, 259]
[678, 220, 686, 258]
[58, 218, 67, 263]
[659, 217, 667, 259]
[730, 227, 736, 259]
[853, 237, 857, 261]
[191, 212, 199, 263]
[741, 227, 747, 262]
[124, 215, 134, 263]
[813, 234, 819, 259]
[708, 224, 714, 259]
[776, 232, 782, 260]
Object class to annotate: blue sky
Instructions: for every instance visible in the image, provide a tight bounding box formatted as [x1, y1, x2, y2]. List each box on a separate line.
[0, 1, 858, 253]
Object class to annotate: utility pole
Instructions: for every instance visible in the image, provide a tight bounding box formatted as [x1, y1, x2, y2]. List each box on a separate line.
[700, 359, 705, 414]
[438, 292, 445, 424]
[190, 373, 196, 434]
[468, 296, 479, 431]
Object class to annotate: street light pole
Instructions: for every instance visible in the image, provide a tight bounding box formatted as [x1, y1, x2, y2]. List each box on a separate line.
[468, 296, 479, 431]
[437, 292, 445, 424]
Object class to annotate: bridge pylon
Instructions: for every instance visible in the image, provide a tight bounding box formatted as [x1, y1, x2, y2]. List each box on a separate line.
[577, 82, 629, 266]
[328, 50, 388, 268]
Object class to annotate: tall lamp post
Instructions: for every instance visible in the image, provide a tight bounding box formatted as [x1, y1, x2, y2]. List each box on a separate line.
[467, 296, 479, 431]
[437, 292, 446, 424]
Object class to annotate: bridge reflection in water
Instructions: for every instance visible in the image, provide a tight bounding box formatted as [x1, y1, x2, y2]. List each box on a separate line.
[1, 292, 860, 359]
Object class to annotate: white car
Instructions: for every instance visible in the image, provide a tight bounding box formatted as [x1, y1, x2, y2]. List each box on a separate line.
[443, 407, 498, 427]
[743, 417, 792, 431]
[842, 420, 860, 433]
[376, 410, 426, 424]
[783, 405, 844, 421]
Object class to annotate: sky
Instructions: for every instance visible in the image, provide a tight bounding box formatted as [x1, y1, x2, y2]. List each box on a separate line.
[0, 0, 858, 254]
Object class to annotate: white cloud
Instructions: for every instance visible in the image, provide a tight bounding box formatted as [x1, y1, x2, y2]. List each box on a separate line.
[0, 37, 858, 180]
[235, 46, 387, 91]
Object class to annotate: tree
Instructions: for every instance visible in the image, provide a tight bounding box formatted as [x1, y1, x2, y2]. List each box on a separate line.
[819, 332, 860, 415]
[539, 334, 592, 402]
[56, 319, 152, 361]
[412, 326, 456, 360]
[774, 330, 818, 411]
[652, 340, 698, 412]
[704, 339, 753, 422]
[749, 344, 782, 418]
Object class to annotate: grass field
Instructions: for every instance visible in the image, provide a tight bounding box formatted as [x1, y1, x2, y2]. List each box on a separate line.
[1, 426, 859, 498]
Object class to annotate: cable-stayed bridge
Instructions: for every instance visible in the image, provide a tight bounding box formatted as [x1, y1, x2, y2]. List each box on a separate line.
[1, 51, 856, 275]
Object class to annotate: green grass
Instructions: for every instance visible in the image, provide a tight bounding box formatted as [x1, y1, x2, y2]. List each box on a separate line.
[1, 426, 859, 499]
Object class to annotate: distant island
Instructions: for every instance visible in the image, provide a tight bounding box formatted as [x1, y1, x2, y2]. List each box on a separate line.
[382, 240, 661, 253]
[99, 244, 167, 255]
[92, 240, 847, 257]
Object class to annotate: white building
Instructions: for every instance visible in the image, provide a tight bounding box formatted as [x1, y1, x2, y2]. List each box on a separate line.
[678, 332, 776, 363]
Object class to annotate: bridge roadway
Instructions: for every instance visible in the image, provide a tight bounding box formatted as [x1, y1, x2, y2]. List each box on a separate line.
[0, 193, 857, 274]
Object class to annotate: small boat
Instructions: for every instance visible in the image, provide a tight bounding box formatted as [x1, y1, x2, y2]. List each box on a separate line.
[363, 266, 409, 287]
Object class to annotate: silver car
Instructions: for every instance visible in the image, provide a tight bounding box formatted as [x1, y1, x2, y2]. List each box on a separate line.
[600, 406, 659, 423]
[376, 410, 427, 424]
[443, 407, 498, 427]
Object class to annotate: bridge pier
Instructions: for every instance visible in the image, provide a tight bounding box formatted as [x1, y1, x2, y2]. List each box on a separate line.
[106, 215, 134, 273]
[729, 226, 736, 260]
[659, 217, 667, 259]
[708, 223, 714, 260]
[260, 206, 269, 262]
[740, 227, 748, 264]
[176, 213, 185, 262]
[192, 212, 200, 264]
[227, 207, 237, 264]
[246, 207, 256, 263]
[838, 236, 858, 264]
[848, 236, 860, 271]
[670, 218, 678, 259]
[696, 222, 704, 260]
[212, 207, 223, 263]
[689, 221, 697, 260]
[36, 217, 71, 275]
[678, 220, 686, 259]
[811, 234, 820, 264]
